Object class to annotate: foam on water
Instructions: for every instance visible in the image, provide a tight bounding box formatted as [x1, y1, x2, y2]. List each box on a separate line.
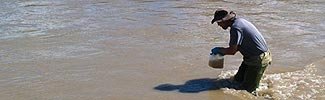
[217, 63, 325, 100]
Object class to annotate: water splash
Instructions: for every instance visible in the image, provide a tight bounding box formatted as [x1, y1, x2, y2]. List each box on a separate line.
[217, 63, 325, 100]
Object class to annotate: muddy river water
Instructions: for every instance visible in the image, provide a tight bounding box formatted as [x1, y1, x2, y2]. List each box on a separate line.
[0, 0, 324, 99]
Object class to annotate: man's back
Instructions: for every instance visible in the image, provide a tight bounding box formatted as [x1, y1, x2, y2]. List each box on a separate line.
[230, 18, 268, 57]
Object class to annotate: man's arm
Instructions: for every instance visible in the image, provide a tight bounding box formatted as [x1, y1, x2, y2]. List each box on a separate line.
[220, 45, 238, 55]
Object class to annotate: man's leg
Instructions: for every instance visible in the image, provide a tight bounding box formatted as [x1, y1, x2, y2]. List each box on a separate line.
[240, 52, 271, 93]
[234, 62, 248, 83]
[240, 64, 267, 92]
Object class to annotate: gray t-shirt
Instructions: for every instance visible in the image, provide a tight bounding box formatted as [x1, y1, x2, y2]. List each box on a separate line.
[229, 18, 268, 57]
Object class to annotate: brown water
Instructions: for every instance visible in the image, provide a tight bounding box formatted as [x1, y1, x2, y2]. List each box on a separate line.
[0, 0, 324, 100]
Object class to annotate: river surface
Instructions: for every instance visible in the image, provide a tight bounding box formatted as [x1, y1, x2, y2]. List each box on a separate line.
[0, 0, 324, 100]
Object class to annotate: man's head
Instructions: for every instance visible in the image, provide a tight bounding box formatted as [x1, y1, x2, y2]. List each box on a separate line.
[211, 9, 236, 30]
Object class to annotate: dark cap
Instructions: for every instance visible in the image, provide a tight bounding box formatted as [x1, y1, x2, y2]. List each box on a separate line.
[211, 9, 236, 24]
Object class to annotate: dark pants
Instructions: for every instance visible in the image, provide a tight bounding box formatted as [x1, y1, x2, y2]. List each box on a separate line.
[234, 51, 272, 93]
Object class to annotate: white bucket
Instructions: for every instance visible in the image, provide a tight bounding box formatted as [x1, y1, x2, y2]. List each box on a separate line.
[208, 54, 224, 68]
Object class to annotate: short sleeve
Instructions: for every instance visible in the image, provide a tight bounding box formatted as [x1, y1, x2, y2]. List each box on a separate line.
[229, 28, 243, 46]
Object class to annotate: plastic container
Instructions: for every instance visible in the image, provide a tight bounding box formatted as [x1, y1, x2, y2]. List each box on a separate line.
[208, 54, 224, 68]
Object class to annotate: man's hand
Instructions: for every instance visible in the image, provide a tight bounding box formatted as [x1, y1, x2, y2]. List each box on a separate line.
[211, 47, 224, 55]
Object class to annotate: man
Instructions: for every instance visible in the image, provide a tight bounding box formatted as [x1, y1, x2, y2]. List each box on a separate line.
[210, 9, 272, 93]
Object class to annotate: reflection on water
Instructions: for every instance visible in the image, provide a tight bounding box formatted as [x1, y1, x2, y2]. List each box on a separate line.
[0, 0, 324, 100]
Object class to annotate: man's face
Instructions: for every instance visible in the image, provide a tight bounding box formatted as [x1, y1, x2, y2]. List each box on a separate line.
[217, 21, 228, 30]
